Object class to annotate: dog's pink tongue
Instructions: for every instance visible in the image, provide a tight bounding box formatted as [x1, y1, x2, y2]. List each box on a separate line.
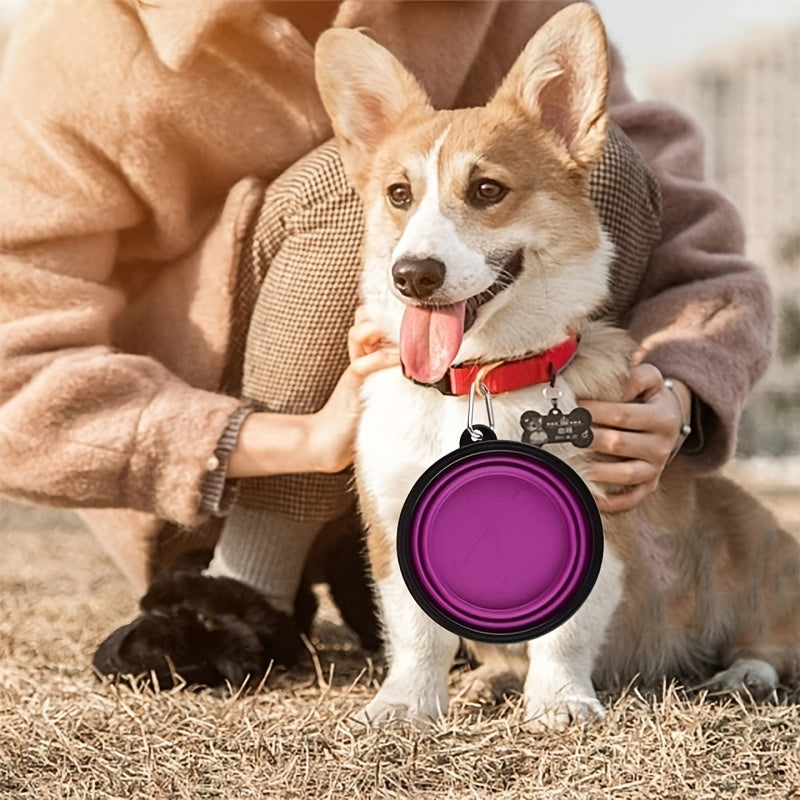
[400, 302, 466, 384]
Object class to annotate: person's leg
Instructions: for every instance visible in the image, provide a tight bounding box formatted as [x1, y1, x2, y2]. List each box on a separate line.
[205, 507, 322, 614]
[93, 142, 371, 688]
[201, 139, 367, 614]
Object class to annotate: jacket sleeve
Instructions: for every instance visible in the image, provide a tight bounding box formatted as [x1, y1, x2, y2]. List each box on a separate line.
[0, 5, 245, 526]
[605, 45, 774, 471]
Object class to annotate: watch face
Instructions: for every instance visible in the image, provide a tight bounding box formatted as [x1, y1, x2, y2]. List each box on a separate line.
[397, 440, 603, 643]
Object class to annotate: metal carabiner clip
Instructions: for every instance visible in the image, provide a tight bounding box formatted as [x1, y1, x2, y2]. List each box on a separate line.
[466, 378, 496, 441]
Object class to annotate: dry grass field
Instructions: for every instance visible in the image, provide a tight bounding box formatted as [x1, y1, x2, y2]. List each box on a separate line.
[1, 460, 798, 800]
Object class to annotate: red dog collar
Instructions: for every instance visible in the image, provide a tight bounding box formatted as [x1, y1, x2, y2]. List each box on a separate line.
[417, 335, 579, 396]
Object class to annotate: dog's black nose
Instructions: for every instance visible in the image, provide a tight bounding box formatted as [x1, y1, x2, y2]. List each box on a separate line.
[392, 257, 446, 299]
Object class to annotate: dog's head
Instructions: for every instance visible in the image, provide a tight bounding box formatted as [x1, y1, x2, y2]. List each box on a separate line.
[316, 3, 612, 384]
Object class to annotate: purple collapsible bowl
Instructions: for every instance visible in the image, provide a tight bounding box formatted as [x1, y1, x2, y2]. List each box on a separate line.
[397, 432, 603, 643]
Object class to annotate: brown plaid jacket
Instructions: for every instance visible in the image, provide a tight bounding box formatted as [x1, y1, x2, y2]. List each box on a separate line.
[229, 124, 661, 522]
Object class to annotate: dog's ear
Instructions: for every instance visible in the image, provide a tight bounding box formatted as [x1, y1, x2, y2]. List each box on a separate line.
[315, 29, 432, 182]
[491, 3, 609, 169]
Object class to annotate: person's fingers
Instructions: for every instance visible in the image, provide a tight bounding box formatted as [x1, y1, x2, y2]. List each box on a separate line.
[576, 363, 691, 514]
[347, 320, 393, 361]
[583, 456, 660, 487]
[586, 425, 673, 467]
[579, 398, 664, 435]
[348, 346, 400, 379]
[622, 362, 664, 402]
[579, 379, 684, 469]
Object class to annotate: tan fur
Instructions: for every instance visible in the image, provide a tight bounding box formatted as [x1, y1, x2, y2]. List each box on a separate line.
[354, 470, 393, 583]
[597, 468, 800, 688]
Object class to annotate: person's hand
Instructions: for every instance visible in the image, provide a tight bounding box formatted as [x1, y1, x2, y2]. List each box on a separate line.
[307, 318, 400, 473]
[577, 364, 691, 513]
[228, 318, 398, 478]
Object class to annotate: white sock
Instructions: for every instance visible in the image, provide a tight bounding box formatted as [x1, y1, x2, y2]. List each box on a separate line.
[205, 505, 322, 614]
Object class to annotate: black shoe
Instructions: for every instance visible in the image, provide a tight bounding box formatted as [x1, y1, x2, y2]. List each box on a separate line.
[93, 573, 303, 690]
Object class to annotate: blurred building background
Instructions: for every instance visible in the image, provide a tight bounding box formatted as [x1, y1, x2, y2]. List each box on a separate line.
[643, 23, 800, 457]
[1, 2, 799, 460]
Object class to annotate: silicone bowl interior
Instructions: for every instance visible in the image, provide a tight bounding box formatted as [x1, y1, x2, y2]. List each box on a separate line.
[397, 439, 603, 643]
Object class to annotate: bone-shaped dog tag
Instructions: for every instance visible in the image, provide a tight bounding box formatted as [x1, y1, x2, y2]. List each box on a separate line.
[520, 406, 593, 448]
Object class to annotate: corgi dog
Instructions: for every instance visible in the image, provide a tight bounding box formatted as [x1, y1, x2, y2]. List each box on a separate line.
[315, 3, 800, 728]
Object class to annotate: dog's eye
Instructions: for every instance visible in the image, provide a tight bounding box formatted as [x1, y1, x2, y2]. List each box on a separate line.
[387, 183, 413, 209]
[469, 179, 509, 207]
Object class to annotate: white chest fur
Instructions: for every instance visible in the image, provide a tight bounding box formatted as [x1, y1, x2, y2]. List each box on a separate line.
[356, 367, 585, 528]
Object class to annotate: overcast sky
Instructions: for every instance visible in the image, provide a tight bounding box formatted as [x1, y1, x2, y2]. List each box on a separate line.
[596, 0, 800, 96]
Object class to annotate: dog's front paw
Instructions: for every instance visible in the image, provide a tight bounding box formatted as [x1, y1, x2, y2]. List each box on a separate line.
[354, 698, 435, 730]
[699, 658, 779, 700]
[524, 689, 605, 731]
[354, 682, 448, 730]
